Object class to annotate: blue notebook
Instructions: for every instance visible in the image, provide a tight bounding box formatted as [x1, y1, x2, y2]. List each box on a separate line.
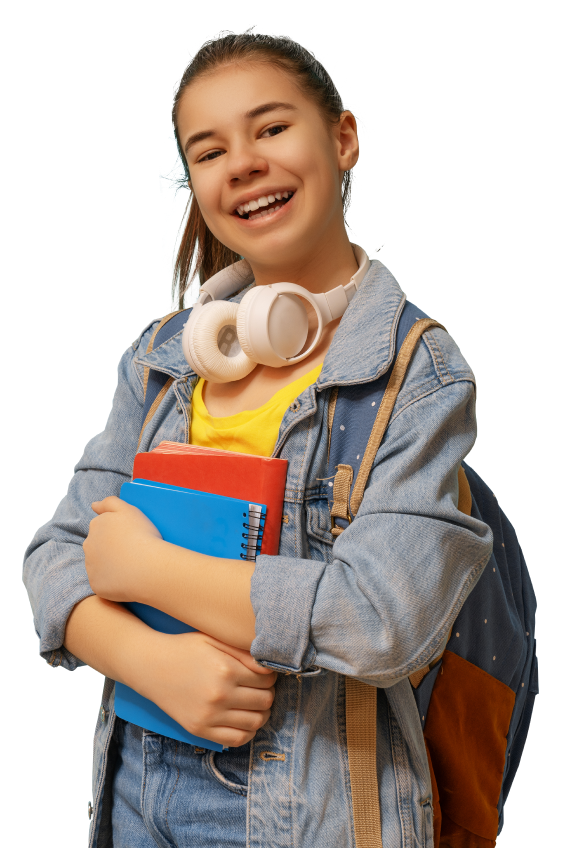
[115, 478, 266, 751]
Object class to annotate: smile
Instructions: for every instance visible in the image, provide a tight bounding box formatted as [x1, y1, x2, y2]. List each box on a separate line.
[232, 192, 296, 229]
[233, 191, 294, 221]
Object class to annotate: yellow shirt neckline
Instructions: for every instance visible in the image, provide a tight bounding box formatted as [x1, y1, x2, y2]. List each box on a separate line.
[193, 362, 324, 429]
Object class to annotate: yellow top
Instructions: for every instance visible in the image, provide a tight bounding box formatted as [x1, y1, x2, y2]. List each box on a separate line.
[190, 362, 324, 457]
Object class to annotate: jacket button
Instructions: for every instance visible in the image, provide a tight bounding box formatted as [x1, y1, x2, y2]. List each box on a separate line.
[176, 402, 183, 414]
[99, 706, 108, 723]
[290, 401, 300, 412]
[88, 801, 93, 820]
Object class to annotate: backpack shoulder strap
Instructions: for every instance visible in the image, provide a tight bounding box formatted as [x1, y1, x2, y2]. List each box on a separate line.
[332, 311, 444, 848]
[352, 317, 444, 512]
[136, 309, 190, 451]
[329, 313, 445, 535]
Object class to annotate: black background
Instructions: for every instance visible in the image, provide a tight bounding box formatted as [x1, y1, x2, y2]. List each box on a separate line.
[20, 19, 539, 844]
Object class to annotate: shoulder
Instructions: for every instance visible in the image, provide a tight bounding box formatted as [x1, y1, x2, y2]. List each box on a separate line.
[392, 321, 476, 423]
[109, 315, 169, 400]
[420, 324, 475, 386]
[397, 300, 475, 387]
[131, 317, 164, 354]
[130, 311, 186, 369]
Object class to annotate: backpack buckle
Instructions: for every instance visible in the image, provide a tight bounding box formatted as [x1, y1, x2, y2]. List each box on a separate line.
[330, 463, 354, 536]
[331, 513, 351, 536]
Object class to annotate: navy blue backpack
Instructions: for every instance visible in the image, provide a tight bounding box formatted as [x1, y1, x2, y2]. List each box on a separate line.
[139, 300, 537, 848]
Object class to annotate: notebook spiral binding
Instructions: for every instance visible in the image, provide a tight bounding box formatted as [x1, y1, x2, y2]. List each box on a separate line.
[240, 505, 266, 561]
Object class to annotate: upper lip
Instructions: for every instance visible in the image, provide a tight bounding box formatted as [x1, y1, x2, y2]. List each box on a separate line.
[230, 188, 296, 214]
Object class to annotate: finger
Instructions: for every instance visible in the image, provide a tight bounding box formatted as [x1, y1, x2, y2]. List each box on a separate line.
[217, 708, 272, 734]
[223, 684, 276, 713]
[203, 636, 276, 676]
[91, 496, 120, 513]
[233, 666, 278, 689]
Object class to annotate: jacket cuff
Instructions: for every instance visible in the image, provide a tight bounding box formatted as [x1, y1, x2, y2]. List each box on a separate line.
[250, 553, 325, 672]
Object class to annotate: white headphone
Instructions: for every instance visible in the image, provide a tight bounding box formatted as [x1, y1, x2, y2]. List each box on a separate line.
[182, 244, 370, 383]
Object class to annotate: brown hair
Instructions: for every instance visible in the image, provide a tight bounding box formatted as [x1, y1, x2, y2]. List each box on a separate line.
[172, 33, 353, 308]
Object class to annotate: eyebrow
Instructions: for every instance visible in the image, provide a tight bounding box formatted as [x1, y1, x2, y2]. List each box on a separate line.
[183, 101, 297, 155]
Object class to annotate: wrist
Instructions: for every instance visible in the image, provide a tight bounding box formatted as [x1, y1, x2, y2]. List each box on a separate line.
[123, 625, 170, 697]
[130, 536, 172, 606]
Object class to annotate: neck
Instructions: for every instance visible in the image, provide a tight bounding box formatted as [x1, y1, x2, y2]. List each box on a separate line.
[246, 239, 359, 296]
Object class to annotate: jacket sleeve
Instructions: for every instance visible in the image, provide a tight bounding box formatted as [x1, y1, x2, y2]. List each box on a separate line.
[22, 327, 155, 670]
[250, 377, 493, 687]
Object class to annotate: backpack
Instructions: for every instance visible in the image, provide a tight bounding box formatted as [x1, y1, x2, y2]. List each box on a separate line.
[138, 301, 537, 848]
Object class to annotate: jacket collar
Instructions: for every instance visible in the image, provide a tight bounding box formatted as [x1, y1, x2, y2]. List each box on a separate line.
[134, 261, 406, 387]
[317, 260, 405, 387]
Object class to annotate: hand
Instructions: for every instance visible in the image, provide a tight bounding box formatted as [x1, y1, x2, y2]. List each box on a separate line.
[84, 496, 163, 602]
[137, 630, 278, 748]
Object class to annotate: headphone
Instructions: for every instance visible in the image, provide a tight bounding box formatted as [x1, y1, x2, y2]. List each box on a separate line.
[182, 244, 370, 383]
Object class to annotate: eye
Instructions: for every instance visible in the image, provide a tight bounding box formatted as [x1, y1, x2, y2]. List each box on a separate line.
[197, 149, 224, 163]
[197, 124, 288, 164]
[261, 124, 288, 138]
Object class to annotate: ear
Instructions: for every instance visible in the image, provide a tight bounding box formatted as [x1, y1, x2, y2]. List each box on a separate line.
[337, 109, 360, 171]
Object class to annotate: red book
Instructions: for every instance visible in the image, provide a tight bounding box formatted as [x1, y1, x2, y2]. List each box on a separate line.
[133, 442, 288, 555]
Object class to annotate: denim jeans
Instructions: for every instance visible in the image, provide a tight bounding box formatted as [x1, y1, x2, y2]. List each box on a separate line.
[112, 719, 249, 847]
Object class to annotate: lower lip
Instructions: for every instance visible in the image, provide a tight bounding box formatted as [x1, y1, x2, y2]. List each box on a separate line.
[232, 194, 295, 228]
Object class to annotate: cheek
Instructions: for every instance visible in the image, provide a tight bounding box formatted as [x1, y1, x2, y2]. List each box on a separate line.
[192, 181, 218, 220]
[191, 168, 226, 225]
[281, 133, 339, 201]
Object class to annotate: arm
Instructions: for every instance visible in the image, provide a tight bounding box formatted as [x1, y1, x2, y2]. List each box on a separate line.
[64, 595, 275, 747]
[143, 547, 255, 648]
[83, 500, 257, 650]
[251, 377, 493, 685]
[65, 595, 150, 685]
[23, 335, 150, 670]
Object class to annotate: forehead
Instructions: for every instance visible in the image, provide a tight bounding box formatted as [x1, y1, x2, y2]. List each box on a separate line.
[176, 62, 318, 136]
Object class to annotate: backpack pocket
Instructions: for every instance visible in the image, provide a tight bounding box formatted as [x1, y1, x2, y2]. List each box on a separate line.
[423, 650, 515, 847]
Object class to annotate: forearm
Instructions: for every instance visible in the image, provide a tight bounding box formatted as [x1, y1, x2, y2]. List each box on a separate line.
[136, 540, 256, 650]
[64, 595, 160, 689]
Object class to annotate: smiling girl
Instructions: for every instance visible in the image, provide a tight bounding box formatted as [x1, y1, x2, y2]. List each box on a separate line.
[24, 33, 492, 848]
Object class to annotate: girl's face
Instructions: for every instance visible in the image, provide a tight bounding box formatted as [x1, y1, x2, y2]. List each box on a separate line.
[176, 63, 358, 273]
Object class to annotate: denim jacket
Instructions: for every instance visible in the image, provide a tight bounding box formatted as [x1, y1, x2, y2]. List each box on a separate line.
[24, 260, 493, 848]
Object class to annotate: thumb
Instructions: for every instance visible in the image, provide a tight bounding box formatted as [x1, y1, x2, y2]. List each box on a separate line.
[204, 635, 276, 676]
[91, 495, 122, 515]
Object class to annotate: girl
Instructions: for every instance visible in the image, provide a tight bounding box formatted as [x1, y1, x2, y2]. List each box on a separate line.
[24, 33, 492, 848]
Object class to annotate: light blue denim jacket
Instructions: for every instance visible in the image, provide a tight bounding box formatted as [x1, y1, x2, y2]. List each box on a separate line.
[24, 261, 493, 848]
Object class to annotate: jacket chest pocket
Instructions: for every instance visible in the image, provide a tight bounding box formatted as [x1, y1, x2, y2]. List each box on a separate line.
[305, 497, 335, 562]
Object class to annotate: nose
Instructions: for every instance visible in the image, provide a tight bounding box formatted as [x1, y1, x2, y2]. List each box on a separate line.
[227, 142, 268, 184]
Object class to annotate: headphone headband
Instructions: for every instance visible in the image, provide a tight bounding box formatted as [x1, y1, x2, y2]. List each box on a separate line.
[199, 244, 369, 306]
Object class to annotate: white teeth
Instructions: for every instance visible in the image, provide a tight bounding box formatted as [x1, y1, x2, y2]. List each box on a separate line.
[249, 206, 282, 220]
[237, 191, 292, 215]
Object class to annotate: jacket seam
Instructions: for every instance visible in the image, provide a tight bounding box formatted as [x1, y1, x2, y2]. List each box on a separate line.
[423, 329, 453, 385]
[389, 377, 475, 426]
[294, 420, 311, 560]
[132, 355, 145, 394]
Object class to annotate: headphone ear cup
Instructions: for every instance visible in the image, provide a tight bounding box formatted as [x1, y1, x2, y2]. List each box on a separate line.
[237, 286, 309, 367]
[182, 301, 256, 383]
[236, 287, 264, 362]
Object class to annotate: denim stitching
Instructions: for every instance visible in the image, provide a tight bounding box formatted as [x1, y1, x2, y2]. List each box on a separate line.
[164, 741, 180, 842]
[422, 330, 452, 386]
[427, 329, 453, 383]
[389, 378, 474, 427]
